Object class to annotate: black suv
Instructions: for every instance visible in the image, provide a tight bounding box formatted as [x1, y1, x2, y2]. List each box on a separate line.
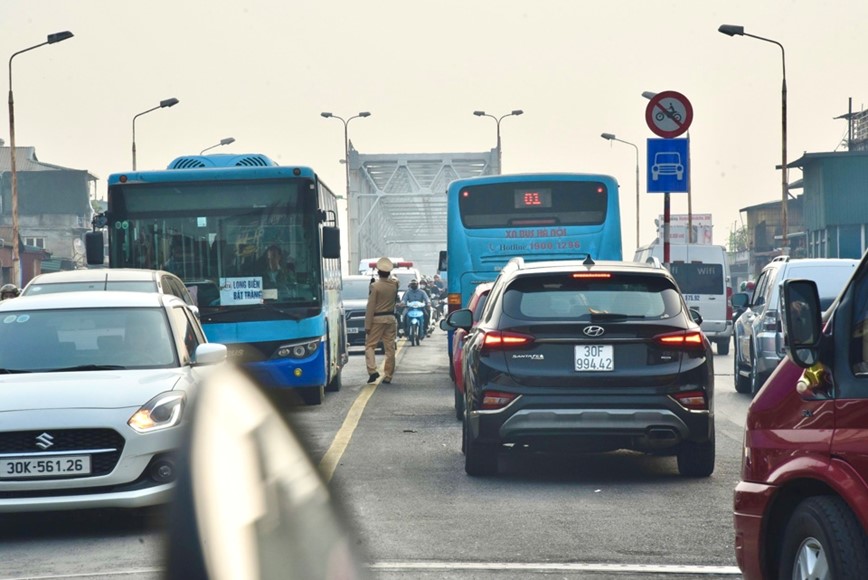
[447, 257, 715, 477]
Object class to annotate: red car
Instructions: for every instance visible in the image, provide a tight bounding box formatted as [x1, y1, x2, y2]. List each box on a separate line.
[450, 282, 493, 420]
[734, 272, 868, 579]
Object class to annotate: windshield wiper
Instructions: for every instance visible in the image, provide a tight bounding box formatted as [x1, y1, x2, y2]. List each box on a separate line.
[48, 364, 128, 372]
[589, 312, 644, 321]
[0, 368, 32, 374]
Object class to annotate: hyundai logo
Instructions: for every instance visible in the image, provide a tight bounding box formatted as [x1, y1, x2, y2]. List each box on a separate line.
[583, 325, 606, 337]
[35, 432, 55, 450]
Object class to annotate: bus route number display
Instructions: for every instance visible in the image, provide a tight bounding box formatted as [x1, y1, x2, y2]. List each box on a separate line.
[514, 188, 552, 209]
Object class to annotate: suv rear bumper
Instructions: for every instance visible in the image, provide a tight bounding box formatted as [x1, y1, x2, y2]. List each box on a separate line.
[470, 393, 712, 452]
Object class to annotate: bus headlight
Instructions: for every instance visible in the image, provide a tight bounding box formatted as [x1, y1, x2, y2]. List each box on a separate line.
[274, 339, 320, 360]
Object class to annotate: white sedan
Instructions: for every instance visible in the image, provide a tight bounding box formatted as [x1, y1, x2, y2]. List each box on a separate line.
[0, 291, 226, 513]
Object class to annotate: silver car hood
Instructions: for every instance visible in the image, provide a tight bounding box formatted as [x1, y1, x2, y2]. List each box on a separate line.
[0, 369, 186, 411]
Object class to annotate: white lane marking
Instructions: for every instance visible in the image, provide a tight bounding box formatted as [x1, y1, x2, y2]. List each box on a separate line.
[318, 340, 406, 482]
[369, 561, 741, 575]
[1, 569, 161, 580]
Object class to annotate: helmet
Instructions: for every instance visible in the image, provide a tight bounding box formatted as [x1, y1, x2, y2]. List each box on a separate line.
[376, 257, 394, 273]
[409, 280, 419, 289]
[0, 284, 20, 299]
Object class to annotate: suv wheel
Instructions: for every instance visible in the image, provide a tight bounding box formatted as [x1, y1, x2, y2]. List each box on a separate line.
[676, 430, 715, 477]
[778, 496, 868, 579]
[734, 342, 751, 394]
[463, 413, 497, 476]
[716, 338, 730, 355]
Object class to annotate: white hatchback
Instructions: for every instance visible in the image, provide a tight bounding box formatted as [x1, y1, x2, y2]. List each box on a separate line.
[0, 291, 226, 513]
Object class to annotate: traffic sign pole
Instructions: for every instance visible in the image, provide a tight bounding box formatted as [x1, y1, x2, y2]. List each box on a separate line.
[664, 193, 671, 267]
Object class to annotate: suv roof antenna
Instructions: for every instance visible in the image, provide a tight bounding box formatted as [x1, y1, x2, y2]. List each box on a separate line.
[582, 254, 595, 267]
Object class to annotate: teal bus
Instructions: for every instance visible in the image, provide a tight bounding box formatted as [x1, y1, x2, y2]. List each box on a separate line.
[443, 173, 622, 367]
[86, 153, 346, 405]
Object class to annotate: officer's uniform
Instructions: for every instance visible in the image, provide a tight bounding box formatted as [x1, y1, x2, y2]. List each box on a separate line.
[365, 257, 399, 383]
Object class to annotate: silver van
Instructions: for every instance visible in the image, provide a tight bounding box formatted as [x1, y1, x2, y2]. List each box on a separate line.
[731, 256, 859, 394]
[634, 243, 732, 354]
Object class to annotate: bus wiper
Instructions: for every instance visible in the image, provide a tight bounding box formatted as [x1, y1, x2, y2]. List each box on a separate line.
[48, 364, 128, 372]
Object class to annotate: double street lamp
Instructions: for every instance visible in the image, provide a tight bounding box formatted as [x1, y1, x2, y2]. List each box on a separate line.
[200, 137, 235, 155]
[7, 30, 74, 287]
[473, 109, 523, 174]
[132, 97, 180, 171]
[601, 133, 640, 250]
[320, 111, 371, 271]
[719, 24, 789, 251]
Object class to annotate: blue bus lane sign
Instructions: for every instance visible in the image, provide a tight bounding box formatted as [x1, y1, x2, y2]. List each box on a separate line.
[647, 138, 690, 193]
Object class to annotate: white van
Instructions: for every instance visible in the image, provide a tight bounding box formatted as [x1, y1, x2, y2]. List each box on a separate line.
[634, 243, 732, 354]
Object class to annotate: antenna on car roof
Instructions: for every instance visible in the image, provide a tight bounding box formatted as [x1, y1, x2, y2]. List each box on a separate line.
[583, 254, 595, 266]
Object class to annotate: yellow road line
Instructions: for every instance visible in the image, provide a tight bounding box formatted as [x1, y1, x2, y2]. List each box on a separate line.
[319, 339, 406, 482]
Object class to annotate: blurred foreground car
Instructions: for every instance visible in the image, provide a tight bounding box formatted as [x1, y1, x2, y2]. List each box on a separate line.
[447, 257, 715, 477]
[733, 271, 868, 579]
[165, 365, 367, 580]
[0, 291, 226, 513]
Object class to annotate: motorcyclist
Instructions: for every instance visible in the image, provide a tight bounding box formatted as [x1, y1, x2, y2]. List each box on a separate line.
[0, 284, 20, 301]
[399, 280, 431, 338]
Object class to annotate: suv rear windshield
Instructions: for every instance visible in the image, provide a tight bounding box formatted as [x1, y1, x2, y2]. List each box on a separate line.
[668, 263, 723, 295]
[502, 273, 683, 320]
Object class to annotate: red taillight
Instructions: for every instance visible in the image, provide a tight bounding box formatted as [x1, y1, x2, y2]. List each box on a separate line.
[655, 330, 705, 349]
[671, 390, 707, 411]
[572, 272, 612, 279]
[396, 261, 414, 268]
[481, 330, 534, 350]
[481, 390, 518, 410]
[726, 286, 733, 321]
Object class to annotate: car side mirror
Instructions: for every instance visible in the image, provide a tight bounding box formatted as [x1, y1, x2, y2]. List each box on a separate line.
[445, 308, 472, 331]
[689, 308, 703, 325]
[782, 279, 822, 368]
[731, 292, 748, 309]
[439, 319, 450, 331]
[193, 343, 227, 366]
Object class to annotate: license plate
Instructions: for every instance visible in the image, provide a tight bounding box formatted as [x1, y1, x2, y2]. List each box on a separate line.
[0, 455, 92, 479]
[574, 345, 614, 372]
[347, 327, 359, 334]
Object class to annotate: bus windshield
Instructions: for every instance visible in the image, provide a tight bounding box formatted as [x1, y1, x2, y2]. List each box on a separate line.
[107, 179, 320, 310]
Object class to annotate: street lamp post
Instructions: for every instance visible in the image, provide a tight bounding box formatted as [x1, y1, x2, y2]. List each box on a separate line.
[200, 137, 235, 155]
[473, 109, 523, 174]
[8, 30, 74, 287]
[321, 111, 371, 272]
[719, 24, 788, 252]
[601, 133, 640, 250]
[132, 97, 180, 171]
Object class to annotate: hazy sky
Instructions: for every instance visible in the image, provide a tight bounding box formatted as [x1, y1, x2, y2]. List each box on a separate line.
[3, 0, 867, 253]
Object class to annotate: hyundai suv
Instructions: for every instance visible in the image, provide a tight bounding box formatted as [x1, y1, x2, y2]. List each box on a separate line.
[447, 257, 715, 477]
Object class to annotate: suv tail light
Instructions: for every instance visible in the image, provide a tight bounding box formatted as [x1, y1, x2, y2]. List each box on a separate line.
[726, 287, 733, 321]
[654, 330, 705, 350]
[481, 390, 518, 410]
[481, 330, 534, 351]
[762, 311, 779, 332]
[671, 390, 708, 411]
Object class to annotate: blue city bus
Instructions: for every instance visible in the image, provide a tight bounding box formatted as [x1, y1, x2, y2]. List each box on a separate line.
[87, 153, 346, 405]
[443, 173, 622, 367]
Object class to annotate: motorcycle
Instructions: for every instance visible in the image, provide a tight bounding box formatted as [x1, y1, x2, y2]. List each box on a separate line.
[404, 300, 426, 346]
